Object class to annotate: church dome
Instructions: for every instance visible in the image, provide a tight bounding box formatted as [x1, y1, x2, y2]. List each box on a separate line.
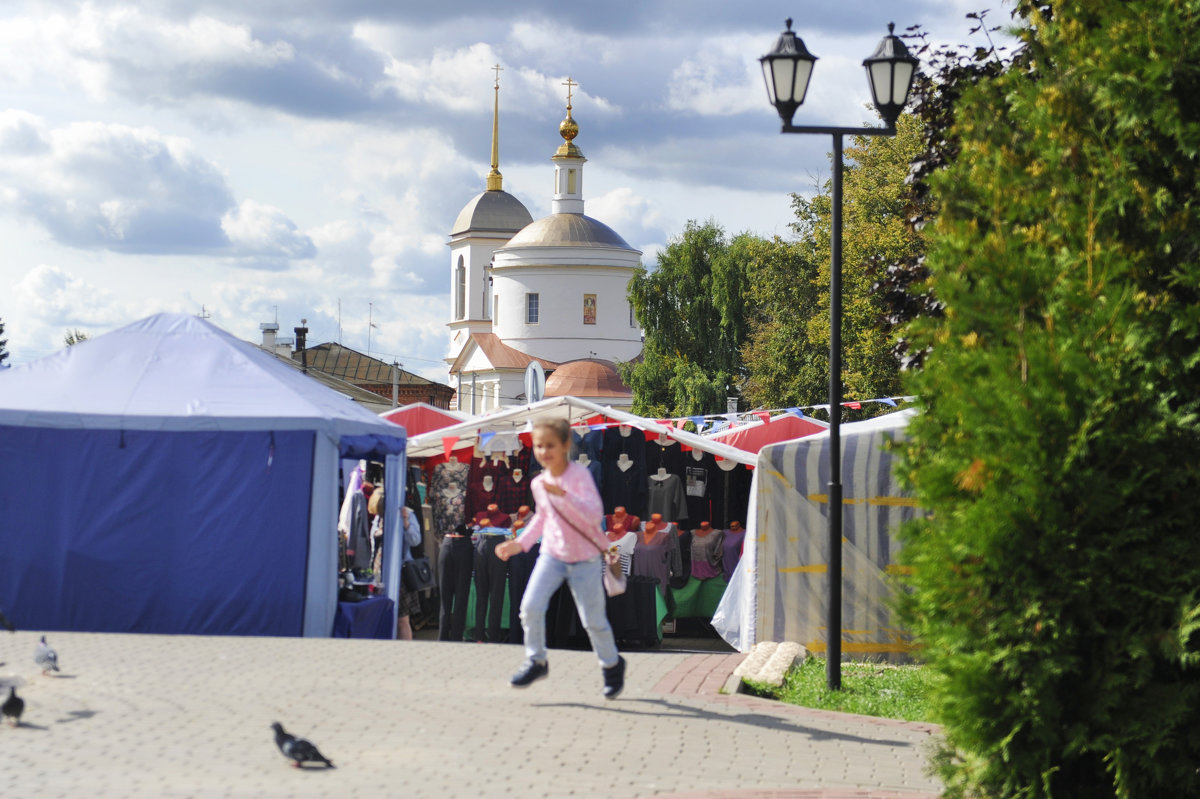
[451, 190, 533, 236]
[504, 213, 635, 250]
[544, 358, 632, 398]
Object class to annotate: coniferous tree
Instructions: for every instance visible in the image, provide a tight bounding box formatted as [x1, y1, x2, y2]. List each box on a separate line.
[897, 2, 1200, 796]
[0, 317, 8, 366]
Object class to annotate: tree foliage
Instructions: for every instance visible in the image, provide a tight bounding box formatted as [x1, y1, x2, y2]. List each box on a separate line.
[63, 329, 89, 347]
[621, 221, 752, 416]
[897, 2, 1200, 796]
[743, 114, 926, 410]
[0, 317, 8, 366]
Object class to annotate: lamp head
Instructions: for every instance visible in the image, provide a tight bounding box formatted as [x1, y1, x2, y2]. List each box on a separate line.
[760, 18, 817, 126]
[863, 23, 918, 127]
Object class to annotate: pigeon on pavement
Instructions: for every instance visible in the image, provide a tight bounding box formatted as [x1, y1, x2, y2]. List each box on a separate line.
[271, 722, 334, 768]
[2, 686, 23, 726]
[35, 636, 59, 675]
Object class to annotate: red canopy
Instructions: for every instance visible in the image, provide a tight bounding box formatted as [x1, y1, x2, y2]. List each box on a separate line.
[379, 402, 469, 438]
[708, 413, 827, 455]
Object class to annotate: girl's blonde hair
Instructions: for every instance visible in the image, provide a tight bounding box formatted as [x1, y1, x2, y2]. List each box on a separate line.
[532, 417, 571, 444]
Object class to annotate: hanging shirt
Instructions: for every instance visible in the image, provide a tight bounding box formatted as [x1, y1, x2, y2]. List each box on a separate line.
[722, 528, 746, 582]
[646, 473, 687, 522]
[431, 460, 470, 539]
[602, 426, 647, 516]
[690, 529, 725, 580]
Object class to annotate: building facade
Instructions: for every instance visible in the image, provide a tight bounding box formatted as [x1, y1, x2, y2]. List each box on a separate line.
[446, 78, 641, 413]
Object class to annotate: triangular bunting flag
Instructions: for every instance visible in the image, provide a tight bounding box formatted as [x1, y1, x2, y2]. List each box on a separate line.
[675, 418, 687, 429]
[845, 401, 862, 410]
[753, 411, 771, 424]
[441, 436, 459, 461]
[879, 397, 897, 407]
[786, 406, 805, 419]
[689, 415, 704, 428]
[480, 430, 496, 448]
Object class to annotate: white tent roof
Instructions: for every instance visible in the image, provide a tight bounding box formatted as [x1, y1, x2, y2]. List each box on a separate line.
[0, 312, 406, 441]
[405, 396, 757, 466]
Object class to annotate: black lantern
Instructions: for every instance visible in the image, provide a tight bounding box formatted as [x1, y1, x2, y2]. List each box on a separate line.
[863, 23, 918, 127]
[760, 17, 916, 692]
[760, 18, 817, 126]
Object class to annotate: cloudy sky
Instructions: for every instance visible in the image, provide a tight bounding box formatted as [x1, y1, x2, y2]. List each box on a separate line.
[0, 0, 1012, 380]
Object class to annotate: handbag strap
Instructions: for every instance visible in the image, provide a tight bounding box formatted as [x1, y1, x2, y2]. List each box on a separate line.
[545, 495, 608, 555]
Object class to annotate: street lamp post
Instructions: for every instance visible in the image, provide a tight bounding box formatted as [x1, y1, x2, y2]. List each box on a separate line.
[761, 19, 917, 691]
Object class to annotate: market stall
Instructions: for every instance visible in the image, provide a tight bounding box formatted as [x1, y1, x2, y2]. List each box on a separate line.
[713, 409, 924, 658]
[405, 397, 760, 644]
[0, 313, 408, 638]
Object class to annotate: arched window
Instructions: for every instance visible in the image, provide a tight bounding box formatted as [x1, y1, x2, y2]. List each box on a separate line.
[455, 257, 466, 320]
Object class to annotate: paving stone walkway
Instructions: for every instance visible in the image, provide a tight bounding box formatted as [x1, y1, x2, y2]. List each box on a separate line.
[0, 631, 942, 798]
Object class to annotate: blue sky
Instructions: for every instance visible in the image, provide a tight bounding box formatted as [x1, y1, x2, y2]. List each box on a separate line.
[0, 0, 1014, 380]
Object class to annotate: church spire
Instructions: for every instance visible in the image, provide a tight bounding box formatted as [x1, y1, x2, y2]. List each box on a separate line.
[551, 76, 587, 215]
[486, 64, 504, 191]
[554, 76, 583, 159]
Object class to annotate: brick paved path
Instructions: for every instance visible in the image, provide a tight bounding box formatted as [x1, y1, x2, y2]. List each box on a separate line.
[0, 632, 941, 798]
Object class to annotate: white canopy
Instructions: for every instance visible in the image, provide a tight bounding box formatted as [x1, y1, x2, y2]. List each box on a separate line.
[404, 396, 757, 466]
[0, 312, 401, 439]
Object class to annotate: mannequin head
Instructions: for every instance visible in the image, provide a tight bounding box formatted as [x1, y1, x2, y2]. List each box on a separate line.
[697, 521, 713, 535]
[728, 521, 743, 533]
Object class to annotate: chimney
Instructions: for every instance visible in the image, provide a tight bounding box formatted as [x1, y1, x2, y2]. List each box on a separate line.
[294, 319, 309, 373]
[259, 322, 279, 351]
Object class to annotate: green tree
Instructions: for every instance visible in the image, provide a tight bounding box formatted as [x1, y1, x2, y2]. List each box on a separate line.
[63, 329, 89, 347]
[743, 113, 926, 411]
[897, 2, 1200, 796]
[622, 220, 752, 416]
[0, 316, 8, 366]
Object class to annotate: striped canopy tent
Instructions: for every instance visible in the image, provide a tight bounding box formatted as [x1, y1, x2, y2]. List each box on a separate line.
[713, 409, 924, 658]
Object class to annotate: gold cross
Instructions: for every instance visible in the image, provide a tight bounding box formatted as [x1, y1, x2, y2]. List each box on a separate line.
[492, 63, 503, 89]
[563, 76, 577, 109]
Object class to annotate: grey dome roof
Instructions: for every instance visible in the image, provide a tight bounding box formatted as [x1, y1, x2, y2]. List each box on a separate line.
[451, 190, 533, 236]
[503, 214, 636, 251]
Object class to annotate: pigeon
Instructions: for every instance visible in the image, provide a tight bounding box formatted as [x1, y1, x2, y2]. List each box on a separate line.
[271, 722, 334, 768]
[35, 636, 59, 675]
[0, 609, 14, 632]
[2, 686, 23, 726]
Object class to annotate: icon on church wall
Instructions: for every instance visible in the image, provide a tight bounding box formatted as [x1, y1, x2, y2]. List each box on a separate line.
[583, 294, 596, 325]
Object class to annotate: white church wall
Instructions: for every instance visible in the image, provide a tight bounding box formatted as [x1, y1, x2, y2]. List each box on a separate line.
[491, 264, 642, 363]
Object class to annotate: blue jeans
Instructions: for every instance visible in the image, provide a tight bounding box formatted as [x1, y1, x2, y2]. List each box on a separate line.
[520, 553, 619, 669]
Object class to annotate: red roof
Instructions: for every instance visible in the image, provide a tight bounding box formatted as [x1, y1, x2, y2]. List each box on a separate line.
[380, 402, 468, 437]
[708, 413, 827, 455]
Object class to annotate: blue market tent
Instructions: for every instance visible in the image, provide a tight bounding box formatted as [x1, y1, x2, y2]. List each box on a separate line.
[0, 313, 407, 637]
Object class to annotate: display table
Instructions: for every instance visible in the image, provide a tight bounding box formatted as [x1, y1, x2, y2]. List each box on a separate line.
[332, 595, 395, 639]
[670, 575, 728, 619]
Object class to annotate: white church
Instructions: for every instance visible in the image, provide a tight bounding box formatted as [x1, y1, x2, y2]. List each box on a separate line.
[445, 76, 642, 413]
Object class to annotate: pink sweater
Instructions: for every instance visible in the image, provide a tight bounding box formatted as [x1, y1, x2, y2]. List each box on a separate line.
[515, 461, 609, 562]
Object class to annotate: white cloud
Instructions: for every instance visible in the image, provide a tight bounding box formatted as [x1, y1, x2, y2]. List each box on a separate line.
[221, 200, 317, 259]
[665, 35, 767, 116]
[0, 115, 319, 263]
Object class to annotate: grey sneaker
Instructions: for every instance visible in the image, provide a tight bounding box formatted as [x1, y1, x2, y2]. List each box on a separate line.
[602, 656, 626, 699]
[510, 659, 549, 687]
